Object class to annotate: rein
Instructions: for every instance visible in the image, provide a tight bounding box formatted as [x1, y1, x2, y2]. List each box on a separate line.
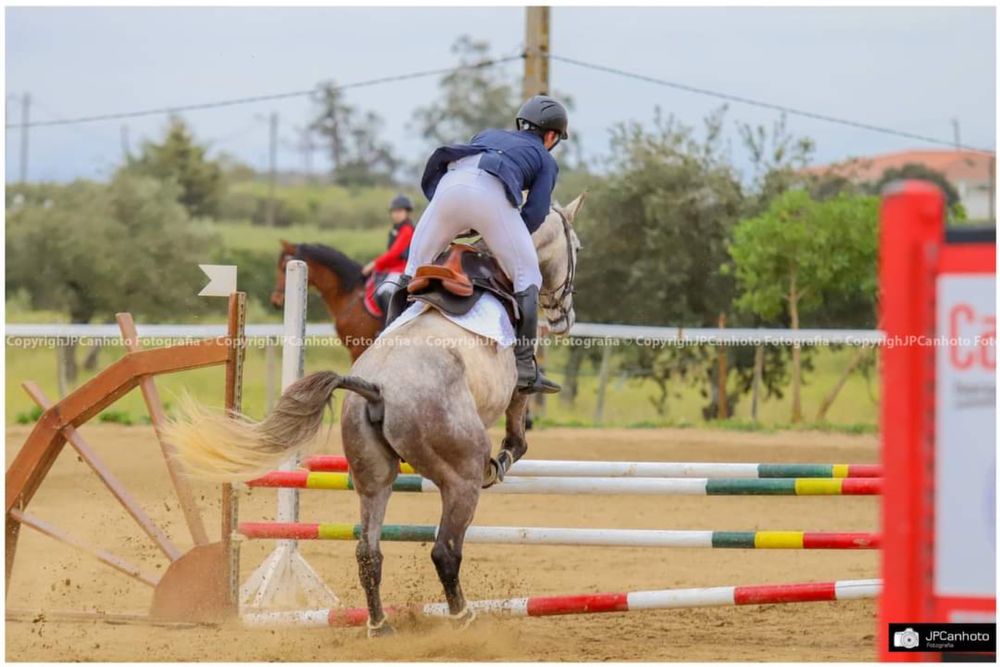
[539, 207, 576, 330]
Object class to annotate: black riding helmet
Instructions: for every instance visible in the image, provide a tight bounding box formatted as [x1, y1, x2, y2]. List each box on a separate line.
[389, 194, 413, 211]
[515, 95, 569, 141]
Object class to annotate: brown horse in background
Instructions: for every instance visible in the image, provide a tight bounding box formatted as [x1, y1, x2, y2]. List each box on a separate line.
[271, 241, 381, 361]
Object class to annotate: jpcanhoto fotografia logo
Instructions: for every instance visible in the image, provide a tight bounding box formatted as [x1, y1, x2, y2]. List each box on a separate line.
[888, 623, 996, 653]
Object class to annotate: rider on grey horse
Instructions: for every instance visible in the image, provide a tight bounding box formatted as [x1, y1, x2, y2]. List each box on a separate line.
[383, 95, 569, 395]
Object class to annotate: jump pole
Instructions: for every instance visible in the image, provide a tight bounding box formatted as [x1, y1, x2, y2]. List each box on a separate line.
[239, 260, 338, 611]
[304, 455, 882, 479]
[247, 471, 882, 496]
[238, 522, 881, 549]
[242, 578, 882, 628]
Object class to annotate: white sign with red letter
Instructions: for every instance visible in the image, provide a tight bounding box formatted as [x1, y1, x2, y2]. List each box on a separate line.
[934, 274, 996, 600]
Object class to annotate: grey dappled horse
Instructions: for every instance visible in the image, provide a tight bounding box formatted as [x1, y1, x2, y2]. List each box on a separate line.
[165, 195, 584, 636]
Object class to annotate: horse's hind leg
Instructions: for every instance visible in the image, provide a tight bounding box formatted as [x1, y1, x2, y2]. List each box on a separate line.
[343, 394, 399, 637]
[485, 392, 530, 487]
[432, 473, 481, 627]
[356, 483, 394, 636]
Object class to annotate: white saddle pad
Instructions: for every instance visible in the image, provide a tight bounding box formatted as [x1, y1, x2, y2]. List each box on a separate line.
[379, 292, 515, 347]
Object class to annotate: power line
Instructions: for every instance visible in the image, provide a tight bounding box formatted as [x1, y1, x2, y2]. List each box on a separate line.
[4, 55, 523, 130]
[31, 98, 112, 142]
[9, 48, 992, 156]
[548, 53, 995, 155]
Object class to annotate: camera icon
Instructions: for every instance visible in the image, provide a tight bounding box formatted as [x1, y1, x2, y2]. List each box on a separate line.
[893, 628, 920, 649]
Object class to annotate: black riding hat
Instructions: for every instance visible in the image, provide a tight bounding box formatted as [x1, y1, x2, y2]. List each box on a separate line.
[389, 194, 413, 211]
[515, 95, 569, 140]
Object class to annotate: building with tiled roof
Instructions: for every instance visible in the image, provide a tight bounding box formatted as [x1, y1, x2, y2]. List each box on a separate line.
[803, 149, 995, 220]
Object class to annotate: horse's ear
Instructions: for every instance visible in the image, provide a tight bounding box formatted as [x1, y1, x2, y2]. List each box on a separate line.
[564, 192, 587, 223]
[280, 239, 295, 253]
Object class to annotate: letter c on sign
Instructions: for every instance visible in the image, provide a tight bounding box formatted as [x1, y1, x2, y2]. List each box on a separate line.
[950, 303, 975, 369]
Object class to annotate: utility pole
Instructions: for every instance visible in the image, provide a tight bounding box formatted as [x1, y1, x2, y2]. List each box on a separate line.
[524, 7, 552, 418]
[120, 125, 131, 162]
[951, 118, 962, 150]
[298, 125, 314, 183]
[267, 112, 278, 227]
[523, 7, 550, 98]
[19, 93, 31, 183]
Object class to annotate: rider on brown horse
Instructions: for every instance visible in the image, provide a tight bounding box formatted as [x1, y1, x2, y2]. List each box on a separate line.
[382, 95, 570, 395]
[363, 195, 415, 315]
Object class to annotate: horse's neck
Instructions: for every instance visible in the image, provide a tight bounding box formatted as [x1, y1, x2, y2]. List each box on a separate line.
[309, 264, 360, 316]
[534, 218, 567, 290]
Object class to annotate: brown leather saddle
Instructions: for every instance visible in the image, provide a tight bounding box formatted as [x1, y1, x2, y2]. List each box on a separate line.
[407, 242, 519, 321]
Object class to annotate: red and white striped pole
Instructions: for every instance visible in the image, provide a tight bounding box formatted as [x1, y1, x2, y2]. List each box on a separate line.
[242, 578, 881, 628]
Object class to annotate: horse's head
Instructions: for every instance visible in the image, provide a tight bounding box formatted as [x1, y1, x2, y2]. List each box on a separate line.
[271, 240, 366, 310]
[533, 193, 585, 335]
[271, 240, 298, 309]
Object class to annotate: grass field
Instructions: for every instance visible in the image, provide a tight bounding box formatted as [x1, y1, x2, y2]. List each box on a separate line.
[6, 210, 879, 432]
[215, 221, 386, 258]
[223, 180, 422, 230]
[6, 335, 878, 431]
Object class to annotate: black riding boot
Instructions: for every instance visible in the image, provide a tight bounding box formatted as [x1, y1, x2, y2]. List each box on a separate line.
[514, 286, 561, 394]
[383, 275, 412, 329]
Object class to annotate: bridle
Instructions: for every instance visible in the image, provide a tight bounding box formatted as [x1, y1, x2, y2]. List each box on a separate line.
[272, 248, 368, 311]
[270, 252, 297, 304]
[539, 207, 577, 331]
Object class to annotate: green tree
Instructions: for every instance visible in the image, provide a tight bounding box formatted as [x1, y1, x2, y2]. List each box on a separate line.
[739, 114, 815, 215]
[573, 109, 745, 419]
[7, 174, 221, 385]
[337, 110, 399, 186]
[310, 83, 398, 186]
[410, 35, 580, 160]
[6, 173, 220, 324]
[577, 108, 743, 327]
[727, 190, 878, 422]
[411, 36, 520, 145]
[127, 116, 224, 218]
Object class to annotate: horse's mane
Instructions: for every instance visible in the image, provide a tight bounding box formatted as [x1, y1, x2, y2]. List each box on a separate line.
[296, 243, 365, 290]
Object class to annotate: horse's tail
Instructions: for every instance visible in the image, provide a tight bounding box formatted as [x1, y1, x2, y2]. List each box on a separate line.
[164, 371, 381, 482]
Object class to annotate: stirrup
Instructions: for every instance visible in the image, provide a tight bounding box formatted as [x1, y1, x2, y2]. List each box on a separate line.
[517, 368, 561, 395]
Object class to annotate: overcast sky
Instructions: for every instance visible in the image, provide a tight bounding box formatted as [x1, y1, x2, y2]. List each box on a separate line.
[5, 6, 996, 183]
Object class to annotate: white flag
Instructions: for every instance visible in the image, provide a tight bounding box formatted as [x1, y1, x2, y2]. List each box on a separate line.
[198, 264, 238, 297]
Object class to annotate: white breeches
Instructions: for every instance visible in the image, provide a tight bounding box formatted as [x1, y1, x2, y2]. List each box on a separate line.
[403, 155, 542, 292]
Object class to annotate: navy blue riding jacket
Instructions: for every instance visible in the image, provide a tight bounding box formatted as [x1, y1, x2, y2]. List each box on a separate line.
[420, 129, 559, 234]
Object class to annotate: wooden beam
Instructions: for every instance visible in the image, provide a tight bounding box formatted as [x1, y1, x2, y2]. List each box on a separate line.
[116, 313, 208, 546]
[6, 608, 206, 627]
[6, 337, 230, 515]
[21, 382, 182, 562]
[10, 509, 159, 588]
[221, 292, 247, 614]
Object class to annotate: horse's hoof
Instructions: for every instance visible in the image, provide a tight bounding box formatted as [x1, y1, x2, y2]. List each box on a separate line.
[482, 459, 501, 489]
[449, 605, 477, 631]
[366, 617, 395, 639]
[483, 459, 500, 489]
